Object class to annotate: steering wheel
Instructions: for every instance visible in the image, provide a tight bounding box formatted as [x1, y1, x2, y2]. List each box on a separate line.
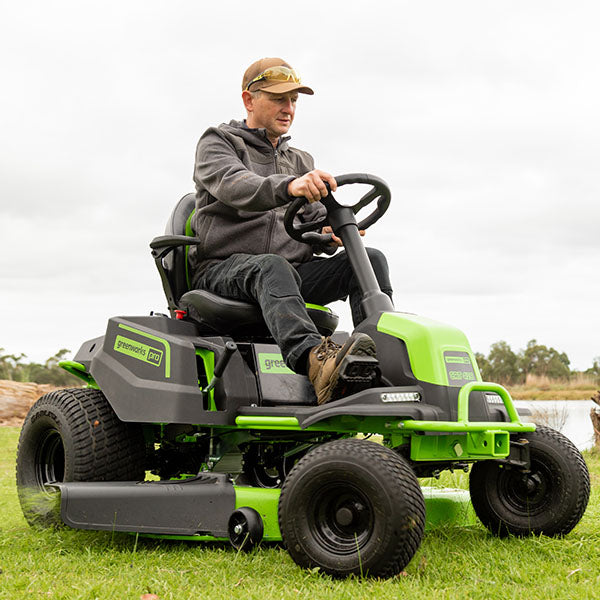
[283, 173, 391, 245]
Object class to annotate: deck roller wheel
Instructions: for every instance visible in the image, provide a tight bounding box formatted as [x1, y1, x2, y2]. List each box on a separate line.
[228, 507, 264, 551]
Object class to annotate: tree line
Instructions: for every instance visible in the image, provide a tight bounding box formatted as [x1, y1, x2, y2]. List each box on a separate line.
[0, 348, 81, 387]
[1, 343, 599, 388]
[475, 339, 600, 385]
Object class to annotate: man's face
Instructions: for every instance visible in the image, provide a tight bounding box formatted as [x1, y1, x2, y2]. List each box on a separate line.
[245, 91, 299, 142]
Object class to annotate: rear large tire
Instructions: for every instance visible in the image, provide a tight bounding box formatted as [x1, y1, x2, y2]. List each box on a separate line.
[16, 388, 146, 527]
[469, 425, 590, 537]
[278, 439, 425, 578]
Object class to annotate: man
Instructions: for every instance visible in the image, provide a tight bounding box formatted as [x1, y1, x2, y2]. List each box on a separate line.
[188, 57, 393, 404]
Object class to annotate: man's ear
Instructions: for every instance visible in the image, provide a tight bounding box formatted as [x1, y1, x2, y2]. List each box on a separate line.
[242, 90, 254, 113]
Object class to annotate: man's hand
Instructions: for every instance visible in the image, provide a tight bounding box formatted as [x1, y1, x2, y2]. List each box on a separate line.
[288, 170, 337, 203]
[322, 225, 365, 247]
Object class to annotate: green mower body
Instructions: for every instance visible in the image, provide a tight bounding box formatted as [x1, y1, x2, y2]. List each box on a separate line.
[16, 175, 589, 579]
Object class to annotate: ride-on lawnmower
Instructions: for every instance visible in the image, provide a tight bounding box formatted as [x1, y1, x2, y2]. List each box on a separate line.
[16, 174, 590, 578]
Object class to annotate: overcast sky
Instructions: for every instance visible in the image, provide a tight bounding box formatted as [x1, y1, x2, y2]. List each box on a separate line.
[1, 1, 598, 370]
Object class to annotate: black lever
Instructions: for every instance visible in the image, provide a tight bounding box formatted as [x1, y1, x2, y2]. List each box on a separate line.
[203, 341, 237, 394]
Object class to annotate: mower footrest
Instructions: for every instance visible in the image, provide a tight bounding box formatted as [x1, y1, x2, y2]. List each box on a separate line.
[339, 354, 379, 382]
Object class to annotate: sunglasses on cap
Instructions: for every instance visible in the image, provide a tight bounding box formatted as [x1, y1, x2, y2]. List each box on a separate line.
[245, 66, 301, 91]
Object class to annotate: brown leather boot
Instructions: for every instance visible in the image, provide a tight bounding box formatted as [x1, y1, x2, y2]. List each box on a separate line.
[307, 333, 377, 405]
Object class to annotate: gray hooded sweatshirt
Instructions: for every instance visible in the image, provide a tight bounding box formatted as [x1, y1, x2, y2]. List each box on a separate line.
[188, 120, 329, 283]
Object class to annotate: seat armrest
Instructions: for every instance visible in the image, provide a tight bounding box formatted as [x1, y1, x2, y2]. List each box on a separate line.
[149, 235, 204, 250]
[150, 234, 204, 313]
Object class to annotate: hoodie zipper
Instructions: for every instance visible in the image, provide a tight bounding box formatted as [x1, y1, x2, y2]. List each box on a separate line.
[264, 145, 280, 254]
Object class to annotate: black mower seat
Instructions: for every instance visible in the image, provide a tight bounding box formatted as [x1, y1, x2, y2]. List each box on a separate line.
[179, 289, 339, 337]
[154, 193, 339, 337]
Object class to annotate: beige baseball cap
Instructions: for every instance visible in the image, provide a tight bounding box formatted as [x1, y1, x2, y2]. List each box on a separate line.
[242, 57, 314, 95]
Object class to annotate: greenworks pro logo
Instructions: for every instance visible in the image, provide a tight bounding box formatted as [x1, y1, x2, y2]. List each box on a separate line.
[445, 356, 471, 365]
[258, 353, 294, 375]
[114, 335, 163, 367]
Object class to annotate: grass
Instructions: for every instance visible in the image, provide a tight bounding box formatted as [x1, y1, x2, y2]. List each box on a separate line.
[1, 427, 600, 599]
[507, 373, 599, 401]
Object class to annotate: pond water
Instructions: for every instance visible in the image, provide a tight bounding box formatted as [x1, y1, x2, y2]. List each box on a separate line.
[514, 399, 597, 451]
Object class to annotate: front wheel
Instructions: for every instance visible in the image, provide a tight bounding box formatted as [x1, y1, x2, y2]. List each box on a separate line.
[469, 425, 590, 537]
[278, 439, 425, 578]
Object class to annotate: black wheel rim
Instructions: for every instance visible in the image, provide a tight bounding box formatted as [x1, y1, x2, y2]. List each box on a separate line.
[251, 463, 281, 488]
[34, 428, 65, 491]
[308, 481, 374, 555]
[497, 460, 554, 516]
[244, 446, 295, 489]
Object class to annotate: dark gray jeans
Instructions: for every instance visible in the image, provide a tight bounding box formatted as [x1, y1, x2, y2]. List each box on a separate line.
[193, 249, 392, 373]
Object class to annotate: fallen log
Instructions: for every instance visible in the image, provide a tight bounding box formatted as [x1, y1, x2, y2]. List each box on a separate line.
[0, 380, 62, 426]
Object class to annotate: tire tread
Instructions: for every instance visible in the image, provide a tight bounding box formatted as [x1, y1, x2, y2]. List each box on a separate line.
[16, 387, 146, 526]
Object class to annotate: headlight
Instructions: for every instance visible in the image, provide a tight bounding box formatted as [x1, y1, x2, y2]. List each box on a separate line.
[380, 392, 421, 403]
[485, 393, 503, 405]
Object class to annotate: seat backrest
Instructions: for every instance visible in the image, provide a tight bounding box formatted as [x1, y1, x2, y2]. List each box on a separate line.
[163, 193, 196, 303]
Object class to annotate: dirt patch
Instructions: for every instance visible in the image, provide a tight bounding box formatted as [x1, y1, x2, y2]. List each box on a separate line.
[0, 380, 64, 426]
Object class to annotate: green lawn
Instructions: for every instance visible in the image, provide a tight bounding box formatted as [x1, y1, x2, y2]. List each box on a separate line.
[1, 426, 599, 599]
